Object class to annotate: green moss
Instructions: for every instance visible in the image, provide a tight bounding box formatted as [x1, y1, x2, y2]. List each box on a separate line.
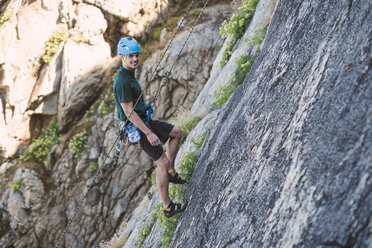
[42, 28, 67, 63]
[72, 132, 88, 158]
[219, 0, 260, 67]
[22, 119, 60, 164]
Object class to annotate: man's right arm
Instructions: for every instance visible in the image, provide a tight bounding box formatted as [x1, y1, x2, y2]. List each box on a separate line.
[121, 101, 161, 146]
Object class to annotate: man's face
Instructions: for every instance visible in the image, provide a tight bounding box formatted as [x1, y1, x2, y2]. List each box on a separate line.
[125, 53, 139, 70]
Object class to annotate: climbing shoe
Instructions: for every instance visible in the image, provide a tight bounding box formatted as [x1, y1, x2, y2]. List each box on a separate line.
[163, 201, 188, 218]
[168, 170, 187, 184]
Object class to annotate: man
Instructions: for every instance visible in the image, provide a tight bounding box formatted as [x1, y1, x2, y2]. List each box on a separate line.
[113, 37, 188, 218]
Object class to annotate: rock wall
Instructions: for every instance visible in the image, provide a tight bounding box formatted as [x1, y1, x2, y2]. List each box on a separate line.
[172, 0, 371, 247]
[0, 1, 231, 247]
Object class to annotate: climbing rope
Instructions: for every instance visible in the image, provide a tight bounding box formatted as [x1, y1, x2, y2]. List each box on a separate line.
[55, 0, 209, 246]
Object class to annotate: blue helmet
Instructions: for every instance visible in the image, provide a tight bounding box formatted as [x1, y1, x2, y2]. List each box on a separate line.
[117, 37, 141, 55]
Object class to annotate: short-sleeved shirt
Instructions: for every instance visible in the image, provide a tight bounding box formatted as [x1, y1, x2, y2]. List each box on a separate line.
[113, 66, 147, 121]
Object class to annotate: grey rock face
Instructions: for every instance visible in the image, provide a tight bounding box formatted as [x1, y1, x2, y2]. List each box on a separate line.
[138, 4, 231, 121]
[172, 1, 372, 247]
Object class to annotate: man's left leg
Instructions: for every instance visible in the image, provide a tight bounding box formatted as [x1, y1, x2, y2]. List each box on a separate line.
[166, 126, 182, 172]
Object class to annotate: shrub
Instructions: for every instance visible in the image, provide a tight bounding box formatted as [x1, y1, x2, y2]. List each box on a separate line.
[42, 28, 67, 63]
[72, 132, 88, 158]
[219, 0, 260, 67]
[22, 119, 60, 164]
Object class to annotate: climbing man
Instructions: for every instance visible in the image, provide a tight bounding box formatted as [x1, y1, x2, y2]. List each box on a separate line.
[113, 37, 188, 218]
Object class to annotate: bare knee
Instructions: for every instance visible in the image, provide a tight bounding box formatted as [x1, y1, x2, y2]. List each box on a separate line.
[156, 153, 169, 170]
[170, 126, 182, 139]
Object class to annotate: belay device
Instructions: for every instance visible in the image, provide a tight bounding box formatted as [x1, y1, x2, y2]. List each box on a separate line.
[115, 104, 153, 157]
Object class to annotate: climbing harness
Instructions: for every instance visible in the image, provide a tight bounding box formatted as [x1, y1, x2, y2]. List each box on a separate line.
[55, 0, 209, 246]
[115, 103, 154, 157]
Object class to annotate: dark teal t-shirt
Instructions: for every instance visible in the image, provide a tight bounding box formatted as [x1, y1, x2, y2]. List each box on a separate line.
[113, 66, 147, 121]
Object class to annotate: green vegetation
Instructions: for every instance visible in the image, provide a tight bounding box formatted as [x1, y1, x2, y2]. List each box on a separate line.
[193, 8, 201, 17]
[219, 0, 260, 67]
[213, 26, 267, 109]
[22, 119, 60, 164]
[136, 208, 159, 248]
[101, 92, 115, 115]
[191, 131, 207, 149]
[0, 210, 10, 235]
[153, 27, 162, 40]
[137, 130, 206, 247]
[72, 132, 88, 158]
[179, 114, 201, 144]
[0, 12, 11, 26]
[87, 105, 97, 116]
[89, 162, 98, 174]
[42, 28, 67, 63]
[11, 178, 22, 191]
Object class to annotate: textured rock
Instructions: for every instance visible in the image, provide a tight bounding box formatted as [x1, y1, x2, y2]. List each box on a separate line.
[138, 4, 231, 121]
[191, 0, 277, 116]
[171, 1, 372, 247]
[0, 0, 71, 156]
[57, 38, 113, 132]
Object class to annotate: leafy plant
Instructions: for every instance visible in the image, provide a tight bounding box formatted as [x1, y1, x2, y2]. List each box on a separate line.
[101, 92, 115, 115]
[72, 132, 88, 158]
[11, 178, 22, 191]
[212, 83, 237, 109]
[0, 12, 11, 26]
[213, 26, 266, 109]
[231, 53, 255, 86]
[89, 162, 98, 174]
[42, 28, 67, 63]
[22, 119, 60, 164]
[136, 208, 159, 247]
[179, 114, 201, 144]
[191, 131, 207, 149]
[156, 203, 179, 248]
[219, 0, 260, 67]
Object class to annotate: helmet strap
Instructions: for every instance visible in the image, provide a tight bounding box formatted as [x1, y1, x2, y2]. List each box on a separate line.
[122, 55, 130, 69]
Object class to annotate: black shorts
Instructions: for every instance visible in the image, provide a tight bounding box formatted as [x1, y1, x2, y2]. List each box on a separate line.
[140, 119, 174, 161]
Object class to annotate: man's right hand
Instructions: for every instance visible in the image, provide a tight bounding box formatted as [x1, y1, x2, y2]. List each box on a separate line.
[146, 132, 161, 146]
